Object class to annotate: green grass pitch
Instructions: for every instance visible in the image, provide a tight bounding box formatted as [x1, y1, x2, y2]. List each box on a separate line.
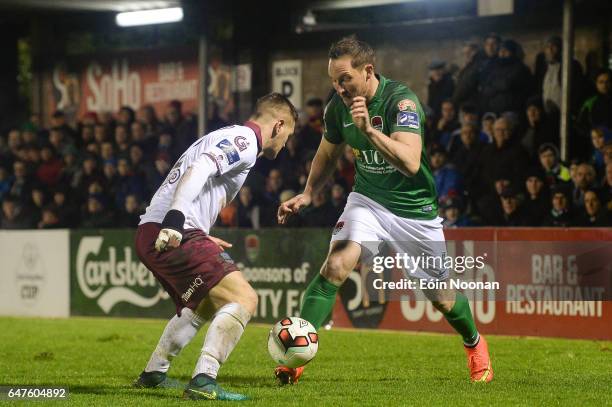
[0, 317, 610, 406]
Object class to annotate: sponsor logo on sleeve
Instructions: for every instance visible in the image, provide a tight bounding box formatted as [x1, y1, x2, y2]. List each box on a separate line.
[397, 99, 417, 111]
[168, 169, 181, 184]
[421, 204, 433, 213]
[234, 136, 249, 152]
[216, 139, 240, 164]
[370, 116, 383, 131]
[397, 111, 420, 129]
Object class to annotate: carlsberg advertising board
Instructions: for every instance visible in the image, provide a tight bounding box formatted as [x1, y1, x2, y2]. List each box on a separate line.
[70, 229, 330, 321]
[71, 230, 174, 318]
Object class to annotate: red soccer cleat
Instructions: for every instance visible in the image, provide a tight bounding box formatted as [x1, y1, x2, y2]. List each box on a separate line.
[464, 335, 493, 383]
[274, 365, 304, 385]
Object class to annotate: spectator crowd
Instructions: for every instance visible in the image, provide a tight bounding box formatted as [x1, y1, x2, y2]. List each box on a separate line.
[1, 33, 610, 230]
[425, 33, 610, 227]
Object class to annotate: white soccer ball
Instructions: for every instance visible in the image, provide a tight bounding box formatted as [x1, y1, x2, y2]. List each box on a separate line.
[268, 317, 319, 368]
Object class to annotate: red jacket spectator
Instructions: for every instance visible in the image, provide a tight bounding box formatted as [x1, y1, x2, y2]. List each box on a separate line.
[36, 145, 63, 187]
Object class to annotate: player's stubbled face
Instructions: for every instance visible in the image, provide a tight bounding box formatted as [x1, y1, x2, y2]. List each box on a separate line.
[264, 122, 295, 159]
[329, 56, 369, 107]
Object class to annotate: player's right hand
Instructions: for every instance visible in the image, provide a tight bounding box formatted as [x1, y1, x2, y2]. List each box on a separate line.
[277, 193, 312, 224]
[154, 228, 183, 252]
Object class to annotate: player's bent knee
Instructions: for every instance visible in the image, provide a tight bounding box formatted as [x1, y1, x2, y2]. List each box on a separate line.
[210, 271, 258, 316]
[225, 280, 258, 317]
[321, 254, 351, 285]
[320, 240, 361, 285]
[241, 286, 258, 317]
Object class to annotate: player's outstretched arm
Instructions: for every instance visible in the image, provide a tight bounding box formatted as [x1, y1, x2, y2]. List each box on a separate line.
[277, 138, 344, 224]
[155, 155, 218, 252]
[304, 138, 345, 197]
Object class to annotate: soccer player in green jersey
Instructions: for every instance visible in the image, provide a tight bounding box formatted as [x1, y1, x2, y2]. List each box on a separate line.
[277, 37, 493, 384]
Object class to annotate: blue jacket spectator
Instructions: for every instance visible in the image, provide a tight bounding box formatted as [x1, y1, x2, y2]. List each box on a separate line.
[429, 145, 464, 200]
[114, 158, 147, 210]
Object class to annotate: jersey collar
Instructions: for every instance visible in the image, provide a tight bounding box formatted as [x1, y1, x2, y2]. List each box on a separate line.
[371, 74, 386, 104]
[243, 121, 263, 153]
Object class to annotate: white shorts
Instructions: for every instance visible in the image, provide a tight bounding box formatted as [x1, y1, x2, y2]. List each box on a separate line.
[331, 192, 449, 281]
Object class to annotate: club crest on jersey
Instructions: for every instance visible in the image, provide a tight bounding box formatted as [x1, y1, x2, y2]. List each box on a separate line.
[216, 139, 240, 164]
[234, 136, 249, 152]
[398, 99, 416, 111]
[370, 116, 383, 131]
[397, 111, 420, 129]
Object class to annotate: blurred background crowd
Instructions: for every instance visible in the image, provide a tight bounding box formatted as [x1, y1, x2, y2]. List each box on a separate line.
[1, 32, 610, 230]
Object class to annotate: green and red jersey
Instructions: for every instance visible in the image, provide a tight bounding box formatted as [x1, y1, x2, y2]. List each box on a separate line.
[323, 74, 438, 220]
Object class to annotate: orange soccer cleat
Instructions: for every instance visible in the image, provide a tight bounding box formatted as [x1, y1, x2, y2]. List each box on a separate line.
[274, 365, 304, 385]
[464, 335, 493, 383]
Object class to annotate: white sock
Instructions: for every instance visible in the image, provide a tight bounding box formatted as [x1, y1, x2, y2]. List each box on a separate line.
[145, 308, 204, 373]
[193, 303, 251, 379]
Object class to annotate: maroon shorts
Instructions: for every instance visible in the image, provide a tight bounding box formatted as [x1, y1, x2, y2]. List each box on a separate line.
[135, 222, 239, 315]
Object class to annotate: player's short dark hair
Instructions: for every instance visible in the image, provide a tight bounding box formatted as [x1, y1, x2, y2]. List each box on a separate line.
[328, 36, 375, 68]
[253, 92, 298, 124]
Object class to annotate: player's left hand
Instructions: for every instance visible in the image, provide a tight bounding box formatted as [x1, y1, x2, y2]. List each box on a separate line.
[350, 96, 372, 134]
[208, 235, 232, 251]
[155, 228, 183, 252]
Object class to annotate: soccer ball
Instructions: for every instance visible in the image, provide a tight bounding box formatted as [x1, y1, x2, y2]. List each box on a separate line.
[268, 317, 318, 368]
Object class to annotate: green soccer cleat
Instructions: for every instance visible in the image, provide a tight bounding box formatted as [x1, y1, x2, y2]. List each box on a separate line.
[133, 370, 167, 388]
[183, 374, 249, 401]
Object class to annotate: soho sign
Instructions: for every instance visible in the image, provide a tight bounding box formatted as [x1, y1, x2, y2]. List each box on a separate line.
[86, 59, 141, 112]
